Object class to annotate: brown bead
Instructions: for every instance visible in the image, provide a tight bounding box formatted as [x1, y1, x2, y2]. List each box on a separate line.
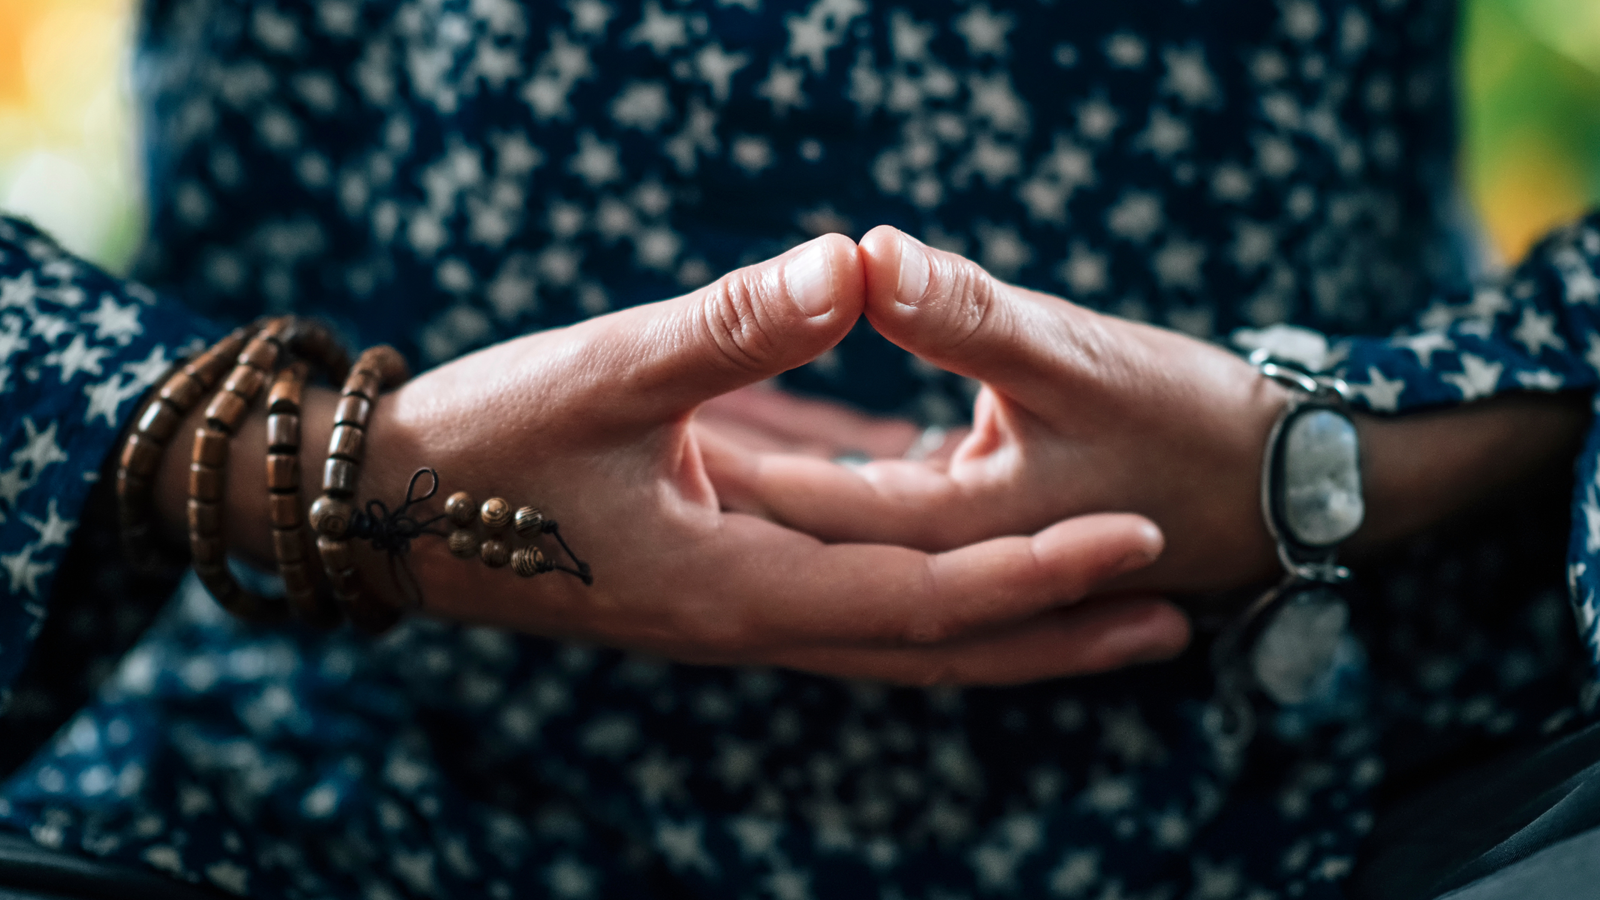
[119, 433, 164, 478]
[327, 424, 364, 461]
[196, 566, 238, 601]
[278, 562, 312, 593]
[359, 344, 410, 386]
[317, 535, 354, 573]
[192, 426, 230, 468]
[267, 362, 307, 412]
[511, 546, 546, 577]
[157, 371, 205, 409]
[189, 463, 224, 502]
[238, 335, 281, 371]
[447, 528, 479, 559]
[265, 412, 300, 451]
[271, 528, 306, 563]
[136, 398, 183, 443]
[480, 538, 511, 568]
[309, 496, 353, 537]
[189, 534, 225, 565]
[268, 492, 302, 529]
[322, 458, 359, 496]
[221, 364, 267, 399]
[187, 499, 222, 535]
[343, 368, 382, 401]
[480, 497, 512, 530]
[328, 567, 362, 593]
[333, 394, 371, 428]
[512, 506, 545, 537]
[204, 389, 250, 433]
[445, 492, 477, 527]
[266, 453, 300, 491]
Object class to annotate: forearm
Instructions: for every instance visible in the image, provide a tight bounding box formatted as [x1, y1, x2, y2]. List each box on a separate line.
[1349, 392, 1590, 557]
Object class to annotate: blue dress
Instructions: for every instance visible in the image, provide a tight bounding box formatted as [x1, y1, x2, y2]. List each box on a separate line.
[1, 0, 1599, 896]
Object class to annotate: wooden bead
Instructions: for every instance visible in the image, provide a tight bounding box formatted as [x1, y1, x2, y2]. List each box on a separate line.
[195, 564, 237, 599]
[445, 492, 477, 527]
[268, 492, 302, 529]
[192, 426, 230, 468]
[480, 538, 510, 568]
[265, 413, 300, 451]
[359, 344, 410, 386]
[238, 335, 281, 371]
[221, 364, 267, 399]
[333, 394, 371, 428]
[343, 368, 382, 402]
[157, 372, 205, 410]
[204, 389, 250, 433]
[322, 458, 359, 496]
[116, 469, 149, 501]
[189, 534, 225, 565]
[511, 546, 546, 577]
[267, 363, 307, 412]
[447, 528, 479, 559]
[317, 535, 354, 573]
[188, 463, 224, 502]
[328, 424, 364, 461]
[266, 453, 300, 491]
[480, 497, 512, 530]
[279, 562, 312, 593]
[187, 499, 222, 535]
[512, 507, 545, 538]
[310, 496, 353, 537]
[328, 567, 362, 593]
[271, 528, 306, 563]
[119, 433, 164, 478]
[136, 399, 182, 443]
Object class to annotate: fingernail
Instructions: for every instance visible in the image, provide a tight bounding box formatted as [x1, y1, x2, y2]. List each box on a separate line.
[783, 241, 834, 318]
[1118, 523, 1164, 573]
[895, 234, 931, 307]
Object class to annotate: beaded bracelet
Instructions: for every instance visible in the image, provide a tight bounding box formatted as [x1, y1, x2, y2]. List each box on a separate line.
[264, 361, 343, 626]
[117, 326, 253, 572]
[309, 344, 410, 633]
[189, 318, 291, 622]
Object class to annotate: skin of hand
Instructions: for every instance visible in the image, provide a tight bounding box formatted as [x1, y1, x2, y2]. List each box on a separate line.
[152, 234, 1187, 686]
[710, 226, 1592, 605]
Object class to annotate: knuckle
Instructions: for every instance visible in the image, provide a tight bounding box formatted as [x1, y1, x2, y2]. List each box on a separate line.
[699, 271, 784, 376]
[937, 259, 1006, 359]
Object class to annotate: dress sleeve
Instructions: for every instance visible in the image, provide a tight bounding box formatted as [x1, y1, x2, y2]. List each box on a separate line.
[1302, 210, 1600, 675]
[0, 215, 219, 715]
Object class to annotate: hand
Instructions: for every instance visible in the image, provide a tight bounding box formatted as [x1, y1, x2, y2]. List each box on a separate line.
[338, 235, 1180, 685]
[692, 382, 936, 459]
[716, 227, 1293, 603]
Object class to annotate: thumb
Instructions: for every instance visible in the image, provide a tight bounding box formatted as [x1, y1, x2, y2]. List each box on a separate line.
[600, 233, 863, 418]
[859, 225, 1085, 399]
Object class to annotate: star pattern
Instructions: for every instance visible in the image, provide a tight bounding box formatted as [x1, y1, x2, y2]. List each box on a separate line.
[2, 1, 1600, 899]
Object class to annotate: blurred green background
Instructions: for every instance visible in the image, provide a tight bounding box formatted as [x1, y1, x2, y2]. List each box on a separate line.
[2, 0, 1599, 275]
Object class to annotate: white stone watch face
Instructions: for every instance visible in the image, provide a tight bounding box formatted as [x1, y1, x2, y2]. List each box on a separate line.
[1278, 407, 1364, 547]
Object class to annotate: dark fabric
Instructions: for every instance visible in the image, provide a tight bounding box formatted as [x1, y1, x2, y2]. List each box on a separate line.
[0, 832, 224, 900]
[1354, 720, 1600, 900]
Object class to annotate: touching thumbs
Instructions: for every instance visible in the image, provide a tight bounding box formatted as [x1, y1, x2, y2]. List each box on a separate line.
[858, 225, 1085, 399]
[598, 234, 864, 418]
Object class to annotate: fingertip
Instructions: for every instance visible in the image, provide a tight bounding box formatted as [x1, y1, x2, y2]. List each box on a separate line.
[787, 232, 865, 323]
[1128, 600, 1193, 664]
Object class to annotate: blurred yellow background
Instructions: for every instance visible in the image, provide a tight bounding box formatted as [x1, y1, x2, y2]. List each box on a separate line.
[1, 0, 1599, 274]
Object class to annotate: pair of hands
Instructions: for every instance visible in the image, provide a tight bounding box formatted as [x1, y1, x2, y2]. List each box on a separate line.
[362, 227, 1290, 685]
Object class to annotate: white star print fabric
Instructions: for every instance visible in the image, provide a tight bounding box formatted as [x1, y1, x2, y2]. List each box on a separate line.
[0, 1, 1598, 898]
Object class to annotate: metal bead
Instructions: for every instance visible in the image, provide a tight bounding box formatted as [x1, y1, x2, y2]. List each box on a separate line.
[445, 491, 477, 527]
[512, 506, 545, 538]
[309, 496, 353, 537]
[447, 528, 478, 559]
[511, 546, 546, 578]
[480, 497, 512, 530]
[480, 538, 510, 568]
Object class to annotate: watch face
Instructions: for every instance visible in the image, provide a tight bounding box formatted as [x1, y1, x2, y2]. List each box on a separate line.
[1271, 404, 1364, 550]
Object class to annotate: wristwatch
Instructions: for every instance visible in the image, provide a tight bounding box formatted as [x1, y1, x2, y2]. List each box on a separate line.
[1213, 350, 1366, 733]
